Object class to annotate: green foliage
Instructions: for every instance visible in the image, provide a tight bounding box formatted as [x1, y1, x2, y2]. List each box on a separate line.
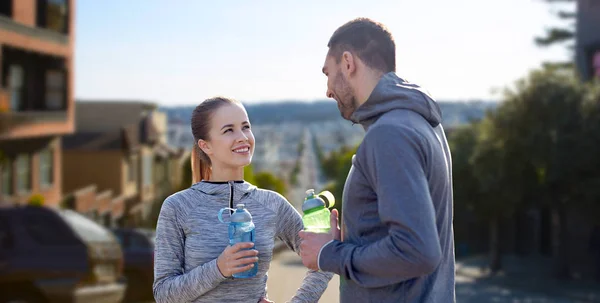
[245, 164, 288, 198]
[254, 171, 287, 197]
[450, 67, 600, 219]
[534, 0, 576, 68]
[180, 154, 192, 190]
[28, 194, 45, 207]
[289, 140, 305, 186]
[535, 28, 575, 48]
[448, 66, 600, 274]
[321, 145, 351, 180]
[290, 161, 300, 186]
[448, 123, 480, 215]
[317, 144, 358, 217]
[313, 133, 325, 163]
[244, 164, 256, 184]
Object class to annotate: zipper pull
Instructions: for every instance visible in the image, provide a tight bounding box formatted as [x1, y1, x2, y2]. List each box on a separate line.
[228, 181, 234, 215]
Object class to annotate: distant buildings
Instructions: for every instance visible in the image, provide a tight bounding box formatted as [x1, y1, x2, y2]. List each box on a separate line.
[62, 101, 187, 227]
[0, 0, 74, 208]
[309, 120, 364, 157]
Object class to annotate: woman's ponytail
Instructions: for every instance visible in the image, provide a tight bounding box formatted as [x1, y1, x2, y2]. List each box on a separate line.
[191, 144, 211, 183]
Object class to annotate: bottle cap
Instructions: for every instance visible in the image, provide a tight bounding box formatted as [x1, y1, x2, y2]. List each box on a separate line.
[231, 204, 252, 223]
[302, 189, 325, 212]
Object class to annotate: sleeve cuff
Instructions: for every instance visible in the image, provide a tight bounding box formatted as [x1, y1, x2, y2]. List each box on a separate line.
[208, 258, 229, 282]
[317, 239, 335, 271]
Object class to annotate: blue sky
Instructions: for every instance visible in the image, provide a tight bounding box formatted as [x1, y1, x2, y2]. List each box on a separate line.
[75, 0, 572, 105]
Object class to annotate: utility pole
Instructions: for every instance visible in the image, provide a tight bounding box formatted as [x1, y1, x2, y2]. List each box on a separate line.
[576, 0, 600, 81]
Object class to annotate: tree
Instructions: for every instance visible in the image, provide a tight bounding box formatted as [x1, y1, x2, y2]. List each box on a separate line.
[469, 114, 526, 273]
[254, 171, 288, 198]
[448, 123, 480, 214]
[577, 83, 600, 221]
[180, 154, 192, 190]
[244, 164, 288, 198]
[321, 145, 351, 180]
[289, 160, 301, 186]
[244, 164, 256, 185]
[318, 145, 357, 218]
[534, 0, 576, 68]
[499, 66, 594, 278]
[448, 123, 482, 257]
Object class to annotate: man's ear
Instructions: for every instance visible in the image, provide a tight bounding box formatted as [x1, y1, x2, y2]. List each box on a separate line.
[341, 51, 356, 75]
[198, 139, 212, 156]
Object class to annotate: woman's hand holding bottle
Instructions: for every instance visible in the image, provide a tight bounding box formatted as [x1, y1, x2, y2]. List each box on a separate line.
[217, 242, 259, 277]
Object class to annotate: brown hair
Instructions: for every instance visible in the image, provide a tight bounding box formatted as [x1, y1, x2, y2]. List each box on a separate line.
[327, 17, 396, 73]
[190, 96, 240, 183]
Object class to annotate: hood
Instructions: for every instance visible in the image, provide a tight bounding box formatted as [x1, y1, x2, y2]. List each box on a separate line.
[350, 72, 442, 129]
[190, 180, 257, 204]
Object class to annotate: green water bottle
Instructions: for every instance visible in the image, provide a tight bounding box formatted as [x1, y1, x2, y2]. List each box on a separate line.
[302, 189, 335, 233]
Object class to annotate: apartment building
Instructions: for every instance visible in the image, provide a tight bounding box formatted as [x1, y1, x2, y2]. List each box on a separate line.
[0, 0, 74, 208]
[62, 101, 183, 227]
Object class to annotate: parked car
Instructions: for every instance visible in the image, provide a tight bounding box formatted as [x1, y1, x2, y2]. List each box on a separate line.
[112, 228, 155, 302]
[0, 205, 126, 303]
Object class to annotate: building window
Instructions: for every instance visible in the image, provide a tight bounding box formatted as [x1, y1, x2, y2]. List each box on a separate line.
[143, 155, 152, 186]
[45, 70, 65, 110]
[0, 1, 12, 17]
[47, 0, 68, 32]
[16, 154, 31, 193]
[39, 149, 54, 188]
[37, 0, 68, 33]
[8, 65, 24, 111]
[128, 155, 138, 183]
[1, 158, 12, 196]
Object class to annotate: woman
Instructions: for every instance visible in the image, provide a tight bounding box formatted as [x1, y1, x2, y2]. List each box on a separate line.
[153, 97, 333, 303]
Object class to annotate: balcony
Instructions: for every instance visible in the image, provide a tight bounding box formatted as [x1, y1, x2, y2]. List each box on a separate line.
[0, 105, 68, 133]
[0, 15, 68, 46]
[0, 46, 71, 139]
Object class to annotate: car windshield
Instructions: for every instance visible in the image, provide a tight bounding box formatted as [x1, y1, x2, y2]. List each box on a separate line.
[57, 209, 115, 243]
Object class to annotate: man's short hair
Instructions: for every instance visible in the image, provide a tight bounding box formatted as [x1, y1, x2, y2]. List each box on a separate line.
[327, 18, 396, 73]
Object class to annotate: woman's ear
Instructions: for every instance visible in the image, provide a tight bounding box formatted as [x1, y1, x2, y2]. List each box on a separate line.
[198, 139, 212, 156]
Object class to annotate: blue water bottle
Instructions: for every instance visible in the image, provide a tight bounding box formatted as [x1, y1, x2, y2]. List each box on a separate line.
[218, 203, 258, 278]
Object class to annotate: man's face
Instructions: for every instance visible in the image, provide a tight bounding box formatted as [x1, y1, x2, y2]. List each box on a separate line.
[323, 55, 359, 120]
[593, 51, 600, 78]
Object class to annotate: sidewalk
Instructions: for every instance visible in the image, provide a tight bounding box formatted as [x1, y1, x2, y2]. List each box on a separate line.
[267, 249, 339, 302]
[456, 255, 600, 302]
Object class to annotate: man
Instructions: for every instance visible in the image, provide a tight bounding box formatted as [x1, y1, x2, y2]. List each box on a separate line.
[299, 18, 455, 302]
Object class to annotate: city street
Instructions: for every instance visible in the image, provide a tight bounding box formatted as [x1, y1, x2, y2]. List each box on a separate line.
[289, 128, 327, 207]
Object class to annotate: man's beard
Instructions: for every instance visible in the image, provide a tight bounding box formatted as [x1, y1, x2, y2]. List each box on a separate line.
[334, 72, 358, 121]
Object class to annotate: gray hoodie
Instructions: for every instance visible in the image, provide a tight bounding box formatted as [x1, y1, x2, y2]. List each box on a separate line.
[153, 181, 333, 303]
[318, 72, 456, 302]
